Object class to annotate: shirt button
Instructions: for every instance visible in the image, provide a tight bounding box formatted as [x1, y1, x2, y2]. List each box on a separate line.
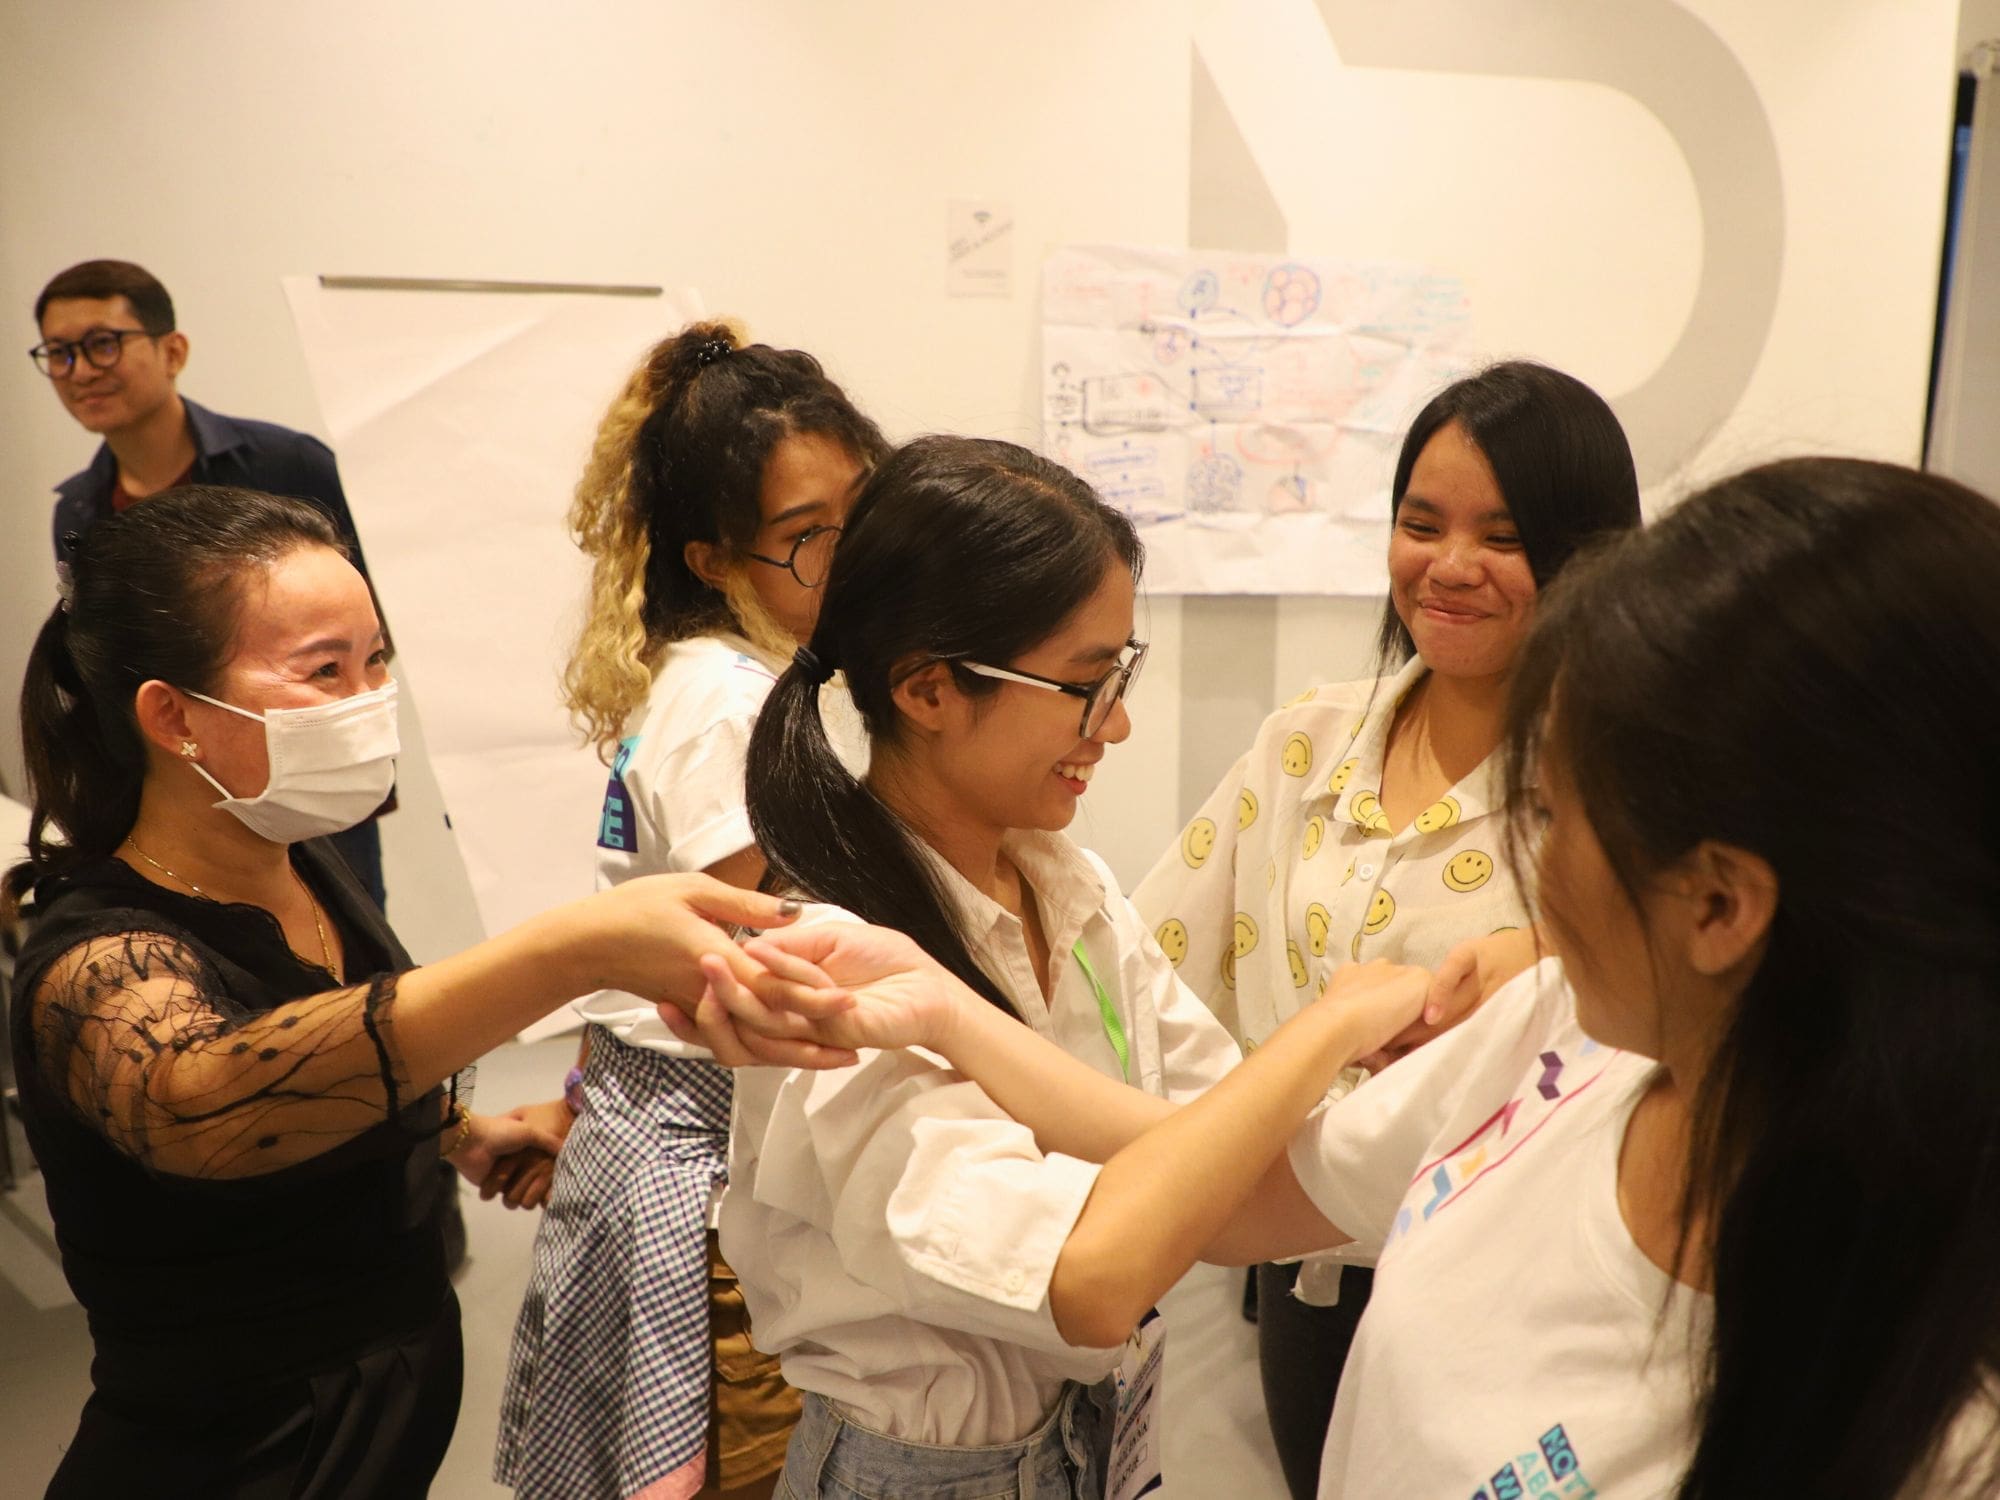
[1005, 1269, 1026, 1294]
[1359, 864, 1376, 879]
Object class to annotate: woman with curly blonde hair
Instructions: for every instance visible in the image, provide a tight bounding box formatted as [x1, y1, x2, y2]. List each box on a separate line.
[493, 320, 887, 1500]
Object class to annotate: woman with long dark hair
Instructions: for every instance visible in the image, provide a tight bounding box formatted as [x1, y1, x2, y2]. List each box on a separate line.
[702, 457, 2000, 1498]
[705, 433, 1408, 1496]
[6, 485, 813, 1498]
[1131, 360, 1642, 1496]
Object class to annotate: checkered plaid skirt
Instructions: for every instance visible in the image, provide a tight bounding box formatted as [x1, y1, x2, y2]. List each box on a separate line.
[494, 1028, 733, 1500]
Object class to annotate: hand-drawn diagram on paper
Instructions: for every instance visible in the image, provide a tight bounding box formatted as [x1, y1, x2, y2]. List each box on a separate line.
[1042, 245, 1470, 595]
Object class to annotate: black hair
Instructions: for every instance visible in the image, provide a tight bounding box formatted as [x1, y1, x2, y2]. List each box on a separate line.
[631, 321, 890, 642]
[564, 321, 890, 759]
[1502, 458, 2000, 1499]
[35, 259, 176, 334]
[5, 487, 345, 921]
[746, 436, 1141, 1016]
[1376, 360, 1641, 666]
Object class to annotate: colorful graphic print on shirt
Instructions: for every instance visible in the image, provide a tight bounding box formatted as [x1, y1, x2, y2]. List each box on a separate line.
[596, 735, 640, 852]
[1473, 1423, 1598, 1499]
[1382, 1038, 1618, 1253]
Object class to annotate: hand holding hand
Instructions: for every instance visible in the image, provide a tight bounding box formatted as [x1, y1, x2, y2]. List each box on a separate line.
[1310, 960, 1432, 1067]
[478, 1099, 575, 1209]
[447, 1110, 565, 1193]
[1356, 927, 1541, 1071]
[655, 921, 968, 1068]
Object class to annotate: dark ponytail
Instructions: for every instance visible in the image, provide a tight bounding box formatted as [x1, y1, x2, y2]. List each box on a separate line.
[5, 486, 344, 921]
[747, 436, 1141, 1017]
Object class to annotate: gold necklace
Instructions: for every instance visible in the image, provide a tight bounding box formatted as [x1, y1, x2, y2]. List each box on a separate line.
[124, 835, 335, 977]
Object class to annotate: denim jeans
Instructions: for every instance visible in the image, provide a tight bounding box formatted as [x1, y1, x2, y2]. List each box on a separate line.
[777, 1382, 1113, 1499]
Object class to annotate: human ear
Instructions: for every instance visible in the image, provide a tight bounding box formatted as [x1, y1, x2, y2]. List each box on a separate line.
[684, 541, 731, 593]
[160, 330, 189, 379]
[888, 658, 959, 735]
[1677, 841, 1778, 978]
[133, 680, 200, 760]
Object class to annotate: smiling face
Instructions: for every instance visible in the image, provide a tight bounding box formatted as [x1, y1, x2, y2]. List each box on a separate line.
[1388, 420, 1538, 682]
[177, 544, 388, 799]
[910, 558, 1138, 844]
[39, 294, 186, 436]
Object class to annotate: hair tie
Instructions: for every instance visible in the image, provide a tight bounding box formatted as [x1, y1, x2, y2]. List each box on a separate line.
[792, 646, 835, 685]
[693, 338, 731, 369]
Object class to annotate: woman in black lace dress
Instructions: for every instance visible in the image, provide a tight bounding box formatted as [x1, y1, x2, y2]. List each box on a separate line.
[5, 486, 822, 1499]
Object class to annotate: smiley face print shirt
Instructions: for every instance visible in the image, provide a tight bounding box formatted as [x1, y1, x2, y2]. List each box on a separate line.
[1133, 657, 1532, 1051]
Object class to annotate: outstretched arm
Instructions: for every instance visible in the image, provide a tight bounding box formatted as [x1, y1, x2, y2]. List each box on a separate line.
[690, 927, 1425, 1345]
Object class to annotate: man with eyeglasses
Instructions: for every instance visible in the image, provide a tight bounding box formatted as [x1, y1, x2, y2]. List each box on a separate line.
[30, 258, 391, 914]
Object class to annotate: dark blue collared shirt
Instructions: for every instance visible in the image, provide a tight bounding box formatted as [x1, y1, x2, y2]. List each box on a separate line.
[51, 397, 373, 581]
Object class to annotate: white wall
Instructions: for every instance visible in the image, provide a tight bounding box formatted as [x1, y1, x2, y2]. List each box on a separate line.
[0, 0, 1966, 956]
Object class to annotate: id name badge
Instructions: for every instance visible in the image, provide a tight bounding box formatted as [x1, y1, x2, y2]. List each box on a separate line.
[1108, 1306, 1163, 1500]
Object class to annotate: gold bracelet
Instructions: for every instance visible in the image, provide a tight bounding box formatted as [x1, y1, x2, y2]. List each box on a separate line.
[440, 1102, 474, 1158]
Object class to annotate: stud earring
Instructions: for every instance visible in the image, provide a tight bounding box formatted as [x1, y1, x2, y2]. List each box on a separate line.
[180, 740, 199, 759]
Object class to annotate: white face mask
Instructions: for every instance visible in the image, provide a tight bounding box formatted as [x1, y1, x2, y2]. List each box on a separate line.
[185, 680, 400, 844]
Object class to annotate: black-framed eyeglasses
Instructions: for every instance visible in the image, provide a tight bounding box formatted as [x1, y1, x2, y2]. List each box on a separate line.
[747, 524, 842, 589]
[959, 639, 1149, 738]
[28, 327, 158, 378]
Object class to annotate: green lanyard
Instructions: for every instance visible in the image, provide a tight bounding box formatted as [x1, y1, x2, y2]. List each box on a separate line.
[1071, 942, 1130, 1084]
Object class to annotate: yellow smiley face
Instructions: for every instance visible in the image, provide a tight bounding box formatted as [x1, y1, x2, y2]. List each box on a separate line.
[1287, 940, 1309, 988]
[1301, 815, 1326, 860]
[1286, 685, 1317, 706]
[1237, 788, 1259, 830]
[1181, 817, 1218, 869]
[1156, 917, 1189, 966]
[1414, 795, 1462, 835]
[1304, 901, 1331, 956]
[1362, 887, 1396, 934]
[1281, 732, 1313, 778]
[1340, 859, 1355, 886]
[1327, 757, 1359, 794]
[1350, 930, 1363, 961]
[1220, 945, 1237, 990]
[1232, 912, 1259, 957]
[1350, 789, 1390, 834]
[1443, 850, 1495, 892]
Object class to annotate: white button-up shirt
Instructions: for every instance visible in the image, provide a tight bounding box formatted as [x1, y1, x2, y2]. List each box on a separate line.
[720, 830, 1241, 1445]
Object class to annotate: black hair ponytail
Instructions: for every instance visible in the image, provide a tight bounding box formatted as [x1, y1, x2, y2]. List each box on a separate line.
[747, 436, 1141, 1018]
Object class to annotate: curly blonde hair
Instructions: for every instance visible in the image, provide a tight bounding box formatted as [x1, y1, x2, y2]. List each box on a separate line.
[561, 320, 888, 762]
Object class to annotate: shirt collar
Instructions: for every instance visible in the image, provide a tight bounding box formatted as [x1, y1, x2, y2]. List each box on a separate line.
[1316, 655, 1504, 830]
[914, 829, 1106, 958]
[181, 398, 244, 460]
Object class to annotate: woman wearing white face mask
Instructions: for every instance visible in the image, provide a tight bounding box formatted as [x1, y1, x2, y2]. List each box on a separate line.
[4, 485, 829, 1499]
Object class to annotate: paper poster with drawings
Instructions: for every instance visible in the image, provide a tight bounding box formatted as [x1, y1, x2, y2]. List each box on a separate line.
[1041, 244, 1471, 595]
[284, 279, 704, 1037]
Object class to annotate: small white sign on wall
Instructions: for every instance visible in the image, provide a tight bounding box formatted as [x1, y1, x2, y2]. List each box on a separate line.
[947, 197, 1014, 297]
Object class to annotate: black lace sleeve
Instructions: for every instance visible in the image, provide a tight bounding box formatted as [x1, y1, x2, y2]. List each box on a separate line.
[25, 928, 447, 1179]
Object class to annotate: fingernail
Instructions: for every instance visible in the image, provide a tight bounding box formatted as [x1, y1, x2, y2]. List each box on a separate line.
[777, 897, 802, 917]
[1424, 1004, 1441, 1025]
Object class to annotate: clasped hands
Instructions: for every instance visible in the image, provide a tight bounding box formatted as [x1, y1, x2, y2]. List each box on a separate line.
[651, 918, 1542, 1075]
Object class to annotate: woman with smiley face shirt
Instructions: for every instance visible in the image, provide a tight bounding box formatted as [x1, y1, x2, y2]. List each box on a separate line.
[1132, 361, 1641, 1498]
[704, 436, 1242, 1496]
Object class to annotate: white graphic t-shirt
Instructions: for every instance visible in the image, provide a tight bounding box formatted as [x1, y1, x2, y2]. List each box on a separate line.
[1288, 960, 1709, 1499]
